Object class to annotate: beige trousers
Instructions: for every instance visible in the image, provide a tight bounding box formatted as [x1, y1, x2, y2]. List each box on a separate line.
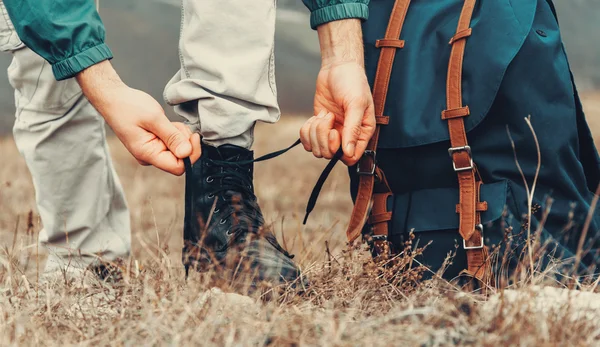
[0, 1, 131, 273]
[164, 0, 281, 149]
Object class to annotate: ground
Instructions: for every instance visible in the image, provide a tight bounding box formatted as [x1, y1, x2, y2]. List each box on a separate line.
[0, 94, 600, 346]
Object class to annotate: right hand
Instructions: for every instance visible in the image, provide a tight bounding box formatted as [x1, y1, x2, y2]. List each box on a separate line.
[77, 61, 201, 175]
[300, 61, 375, 166]
[299, 19, 376, 166]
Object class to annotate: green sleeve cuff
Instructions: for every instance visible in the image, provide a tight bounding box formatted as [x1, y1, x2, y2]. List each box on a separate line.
[52, 43, 113, 81]
[309, 3, 369, 30]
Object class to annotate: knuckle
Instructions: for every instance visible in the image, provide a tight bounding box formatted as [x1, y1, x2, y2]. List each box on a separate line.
[316, 124, 330, 135]
[349, 124, 362, 138]
[166, 132, 183, 148]
[301, 139, 311, 151]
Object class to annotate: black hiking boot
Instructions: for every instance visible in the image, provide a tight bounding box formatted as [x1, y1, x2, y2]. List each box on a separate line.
[183, 143, 305, 289]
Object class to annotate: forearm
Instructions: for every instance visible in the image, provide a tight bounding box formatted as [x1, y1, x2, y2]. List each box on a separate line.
[317, 19, 365, 68]
[3, 0, 111, 81]
[75, 61, 126, 119]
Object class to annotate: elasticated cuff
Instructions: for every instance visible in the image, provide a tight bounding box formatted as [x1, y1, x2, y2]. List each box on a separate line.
[309, 3, 369, 30]
[52, 43, 113, 81]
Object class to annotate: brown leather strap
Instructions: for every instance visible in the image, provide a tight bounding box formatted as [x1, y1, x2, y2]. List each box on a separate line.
[376, 116, 390, 125]
[442, 106, 470, 120]
[347, 0, 412, 243]
[449, 28, 473, 44]
[456, 201, 488, 213]
[370, 192, 393, 257]
[368, 212, 393, 224]
[444, 0, 492, 286]
[376, 39, 405, 48]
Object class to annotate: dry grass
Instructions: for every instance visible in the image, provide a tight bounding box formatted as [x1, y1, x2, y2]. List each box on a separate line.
[1, 97, 600, 346]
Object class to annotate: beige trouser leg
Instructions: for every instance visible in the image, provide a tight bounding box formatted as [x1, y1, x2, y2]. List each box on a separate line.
[164, 0, 280, 149]
[0, 1, 131, 272]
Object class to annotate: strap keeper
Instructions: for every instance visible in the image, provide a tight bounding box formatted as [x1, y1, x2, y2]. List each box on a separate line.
[449, 28, 473, 44]
[368, 212, 393, 225]
[442, 106, 470, 120]
[456, 202, 488, 213]
[375, 116, 390, 125]
[376, 39, 405, 49]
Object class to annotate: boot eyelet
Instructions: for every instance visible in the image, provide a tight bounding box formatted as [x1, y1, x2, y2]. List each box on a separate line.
[219, 219, 227, 225]
[226, 229, 233, 236]
[206, 176, 214, 183]
[207, 194, 215, 199]
[214, 208, 220, 214]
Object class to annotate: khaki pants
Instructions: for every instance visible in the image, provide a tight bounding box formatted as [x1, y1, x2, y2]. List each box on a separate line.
[164, 0, 280, 149]
[0, 1, 131, 272]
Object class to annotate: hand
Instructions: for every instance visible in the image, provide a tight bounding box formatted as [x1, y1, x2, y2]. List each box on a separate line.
[299, 20, 375, 166]
[77, 61, 201, 175]
[300, 62, 375, 165]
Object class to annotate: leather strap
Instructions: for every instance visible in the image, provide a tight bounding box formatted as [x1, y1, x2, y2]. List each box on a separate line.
[347, 0, 412, 243]
[444, 0, 492, 286]
[376, 39, 405, 49]
[442, 106, 470, 120]
[376, 116, 390, 125]
[370, 192, 393, 257]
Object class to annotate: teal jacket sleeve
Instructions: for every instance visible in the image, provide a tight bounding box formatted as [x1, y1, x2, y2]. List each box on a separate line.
[302, 0, 369, 30]
[3, 0, 113, 81]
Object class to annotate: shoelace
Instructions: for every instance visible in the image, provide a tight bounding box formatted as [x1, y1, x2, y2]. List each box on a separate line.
[183, 138, 342, 234]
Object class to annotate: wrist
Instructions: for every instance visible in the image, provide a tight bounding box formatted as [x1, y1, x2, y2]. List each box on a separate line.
[76, 60, 127, 116]
[317, 19, 364, 69]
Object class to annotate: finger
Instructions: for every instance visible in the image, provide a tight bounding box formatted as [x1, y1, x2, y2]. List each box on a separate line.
[344, 105, 376, 165]
[152, 151, 186, 176]
[309, 116, 323, 158]
[316, 113, 336, 159]
[342, 102, 366, 158]
[138, 138, 186, 175]
[328, 128, 341, 157]
[148, 116, 193, 159]
[189, 133, 202, 164]
[137, 159, 151, 166]
[172, 122, 193, 136]
[172, 122, 202, 164]
[300, 116, 317, 152]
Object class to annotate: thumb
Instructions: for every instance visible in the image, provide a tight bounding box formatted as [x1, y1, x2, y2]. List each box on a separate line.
[149, 117, 193, 159]
[342, 103, 365, 158]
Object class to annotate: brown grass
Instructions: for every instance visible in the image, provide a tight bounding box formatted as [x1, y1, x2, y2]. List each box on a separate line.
[1, 97, 600, 346]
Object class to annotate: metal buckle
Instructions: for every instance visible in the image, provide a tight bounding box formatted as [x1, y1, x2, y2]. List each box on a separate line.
[448, 145, 474, 172]
[371, 235, 387, 242]
[463, 224, 484, 250]
[356, 150, 376, 175]
[366, 234, 387, 247]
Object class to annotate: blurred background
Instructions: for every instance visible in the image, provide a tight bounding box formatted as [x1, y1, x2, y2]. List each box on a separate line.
[0, 0, 598, 133]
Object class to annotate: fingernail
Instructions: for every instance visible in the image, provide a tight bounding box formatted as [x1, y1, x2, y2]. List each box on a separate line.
[346, 143, 355, 155]
[176, 143, 192, 157]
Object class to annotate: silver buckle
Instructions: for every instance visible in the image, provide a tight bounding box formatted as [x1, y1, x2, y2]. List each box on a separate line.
[463, 224, 484, 250]
[448, 145, 474, 172]
[356, 150, 376, 175]
[371, 235, 387, 242]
